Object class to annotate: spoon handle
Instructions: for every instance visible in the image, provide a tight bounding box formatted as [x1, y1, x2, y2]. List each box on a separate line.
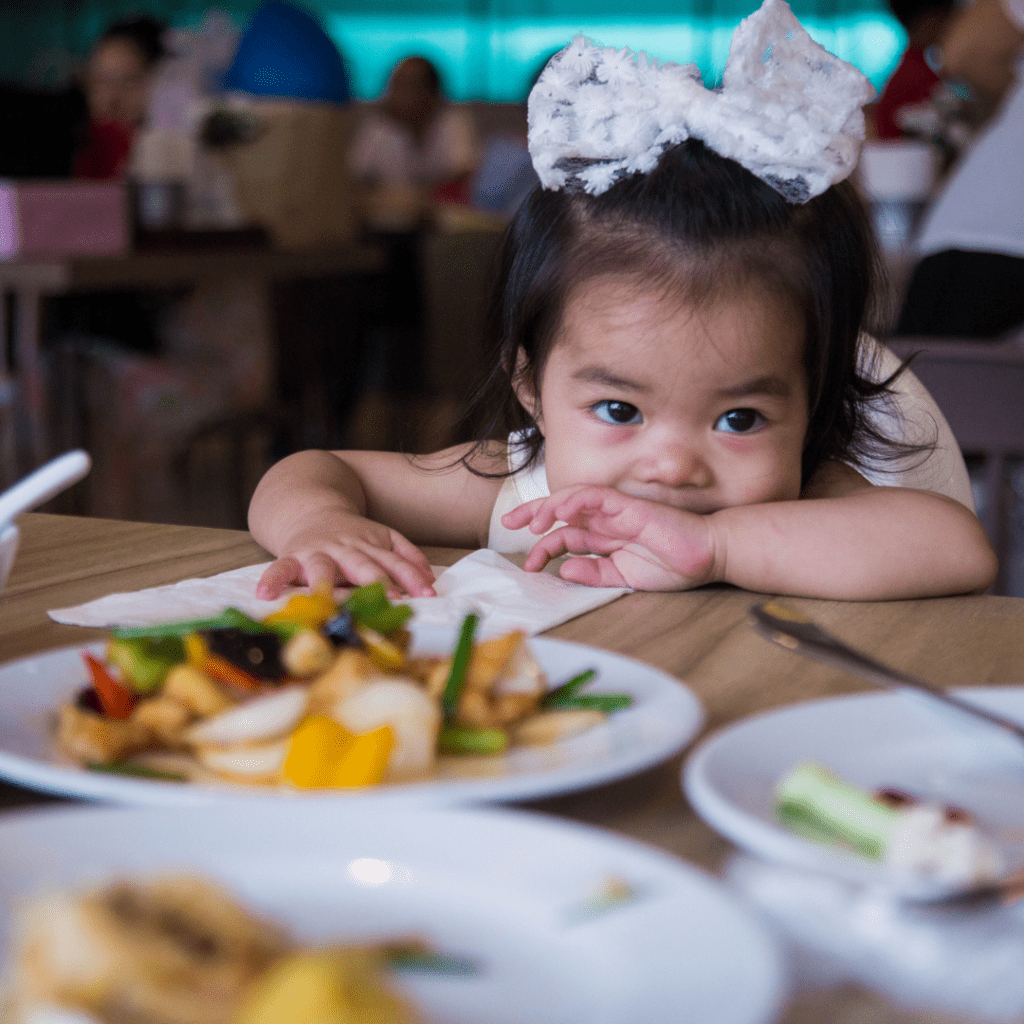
[0, 450, 91, 527]
[750, 601, 1024, 747]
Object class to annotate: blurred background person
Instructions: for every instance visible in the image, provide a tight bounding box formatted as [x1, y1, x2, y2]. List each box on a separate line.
[874, 0, 955, 139]
[73, 15, 167, 180]
[895, 0, 1024, 337]
[871, 0, 973, 160]
[350, 55, 479, 227]
[344, 55, 481, 451]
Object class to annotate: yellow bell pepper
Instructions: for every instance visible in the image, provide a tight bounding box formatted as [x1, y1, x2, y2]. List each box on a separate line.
[232, 948, 418, 1024]
[282, 716, 394, 789]
[355, 624, 406, 672]
[330, 725, 394, 788]
[263, 584, 338, 631]
[282, 715, 354, 788]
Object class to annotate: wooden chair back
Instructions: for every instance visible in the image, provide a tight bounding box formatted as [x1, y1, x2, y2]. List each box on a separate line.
[887, 336, 1024, 594]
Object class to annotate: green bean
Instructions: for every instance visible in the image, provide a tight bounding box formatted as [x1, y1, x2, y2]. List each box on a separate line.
[544, 693, 634, 713]
[440, 613, 479, 718]
[540, 668, 597, 708]
[437, 723, 508, 756]
[112, 607, 269, 640]
[86, 761, 187, 782]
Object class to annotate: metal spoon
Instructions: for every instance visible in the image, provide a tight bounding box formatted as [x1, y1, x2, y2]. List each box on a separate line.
[0, 450, 92, 527]
[931, 865, 1024, 908]
[749, 600, 1024, 748]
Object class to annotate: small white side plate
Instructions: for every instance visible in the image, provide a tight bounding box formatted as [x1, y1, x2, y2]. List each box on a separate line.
[683, 687, 1024, 897]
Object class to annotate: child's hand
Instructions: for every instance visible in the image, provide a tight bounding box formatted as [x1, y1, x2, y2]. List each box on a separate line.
[502, 485, 718, 591]
[255, 510, 436, 600]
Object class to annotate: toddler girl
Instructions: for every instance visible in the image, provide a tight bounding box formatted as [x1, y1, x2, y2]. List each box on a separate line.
[249, 0, 996, 601]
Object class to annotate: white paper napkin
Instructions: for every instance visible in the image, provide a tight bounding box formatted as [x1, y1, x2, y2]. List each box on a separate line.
[48, 549, 629, 637]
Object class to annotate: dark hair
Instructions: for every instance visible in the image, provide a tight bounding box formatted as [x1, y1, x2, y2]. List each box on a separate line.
[888, 0, 955, 32]
[97, 15, 168, 68]
[393, 55, 441, 97]
[458, 138, 920, 487]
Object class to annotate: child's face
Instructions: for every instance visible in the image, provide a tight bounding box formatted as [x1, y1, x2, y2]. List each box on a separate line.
[85, 38, 151, 126]
[521, 277, 808, 513]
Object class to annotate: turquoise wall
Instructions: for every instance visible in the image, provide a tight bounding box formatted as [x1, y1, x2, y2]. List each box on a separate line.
[0, 0, 906, 99]
[325, 10, 905, 100]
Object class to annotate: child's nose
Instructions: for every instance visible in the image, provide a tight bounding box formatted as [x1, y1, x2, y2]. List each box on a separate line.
[639, 439, 710, 488]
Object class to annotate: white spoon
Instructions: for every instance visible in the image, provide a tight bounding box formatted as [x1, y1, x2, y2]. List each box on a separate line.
[0, 450, 92, 527]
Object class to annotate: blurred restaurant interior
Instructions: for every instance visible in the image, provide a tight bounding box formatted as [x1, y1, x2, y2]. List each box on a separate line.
[1, 0, 1023, 591]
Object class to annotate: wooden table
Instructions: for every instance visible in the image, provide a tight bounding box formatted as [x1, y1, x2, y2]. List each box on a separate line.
[4, 512, 1023, 1024]
[0, 244, 385, 481]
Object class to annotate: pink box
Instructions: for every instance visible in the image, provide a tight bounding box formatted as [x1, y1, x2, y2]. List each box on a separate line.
[0, 180, 129, 258]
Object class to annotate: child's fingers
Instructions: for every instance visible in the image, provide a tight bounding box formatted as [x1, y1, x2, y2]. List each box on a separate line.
[506, 486, 629, 536]
[368, 544, 436, 598]
[302, 551, 345, 592]
[323, 539, 434, 598]
[500, 496, 549, 530]
[559, 555, 629, 588]
[256, 556, 306, 599]
[546, 487, 634, 530]
[328, 546, 405, 592]
[503, 493, 594, 536]
[387, 531, 437, 583]
[522, 526, 622, 571]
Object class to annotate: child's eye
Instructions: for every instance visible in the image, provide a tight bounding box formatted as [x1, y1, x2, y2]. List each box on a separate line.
[714, 408, 764, 433]
[591, 400, 642, 425]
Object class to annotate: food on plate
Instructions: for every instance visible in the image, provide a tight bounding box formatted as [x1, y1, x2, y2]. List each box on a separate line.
[53, 583, 633, 789]
[775, 761, 1003, 887]
[0, 874, 427, 1024]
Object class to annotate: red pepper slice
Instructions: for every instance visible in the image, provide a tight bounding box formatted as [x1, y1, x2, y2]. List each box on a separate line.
[82, 652, 137, 720]
[183, 634, 264, 693]
[202, 651, 264, 693]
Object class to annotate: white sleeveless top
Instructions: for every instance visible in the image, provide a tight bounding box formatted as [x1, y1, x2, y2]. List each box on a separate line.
[486, 341, 975, 554]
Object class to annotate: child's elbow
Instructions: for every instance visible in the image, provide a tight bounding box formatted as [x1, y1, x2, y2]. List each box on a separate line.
[955, 521, 999, 595]
[965, 538, 999, 595]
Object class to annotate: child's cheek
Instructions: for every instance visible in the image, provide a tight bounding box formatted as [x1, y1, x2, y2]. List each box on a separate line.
[719, 442, 802, 504]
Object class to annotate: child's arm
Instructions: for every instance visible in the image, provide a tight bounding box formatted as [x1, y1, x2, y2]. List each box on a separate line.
[502, 463, 998, 599]
[248, 446, 505, 599]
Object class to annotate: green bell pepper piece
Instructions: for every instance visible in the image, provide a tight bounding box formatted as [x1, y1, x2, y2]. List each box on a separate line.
[343, 581, 413, 634]
[106, 636, 185, 694]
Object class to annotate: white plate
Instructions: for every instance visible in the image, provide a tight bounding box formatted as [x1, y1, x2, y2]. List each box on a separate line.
[0, 802, 785, 1024]
[683, 687, 1024, 896]
[0, 630, 703, 806]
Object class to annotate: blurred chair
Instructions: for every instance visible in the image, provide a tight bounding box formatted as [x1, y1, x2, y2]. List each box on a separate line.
[886, 336, 1024, 594]
[420, 225, 505, 447]
[50, 274, 275, 527]
[0, 345, 15, 489]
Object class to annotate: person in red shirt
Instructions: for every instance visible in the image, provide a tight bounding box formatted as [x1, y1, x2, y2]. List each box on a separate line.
[73, 16, 167, 179]
[874, 0, 956, 139]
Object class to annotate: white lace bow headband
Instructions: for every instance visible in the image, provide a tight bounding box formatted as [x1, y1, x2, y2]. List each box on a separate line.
[527, 0, 875, 203]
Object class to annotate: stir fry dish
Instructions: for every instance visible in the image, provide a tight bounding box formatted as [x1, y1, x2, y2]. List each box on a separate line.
[1, 873, 467, 1024]
[54, 583, 633, 788]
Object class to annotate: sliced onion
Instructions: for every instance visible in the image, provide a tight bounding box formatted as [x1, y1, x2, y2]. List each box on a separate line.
[183, 687, 308, 748]
[193, 737, 289, 779]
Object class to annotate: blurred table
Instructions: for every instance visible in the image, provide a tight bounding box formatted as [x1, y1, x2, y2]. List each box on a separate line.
[4, 512, 1024, 1023]
[0, 242, 385, 481]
